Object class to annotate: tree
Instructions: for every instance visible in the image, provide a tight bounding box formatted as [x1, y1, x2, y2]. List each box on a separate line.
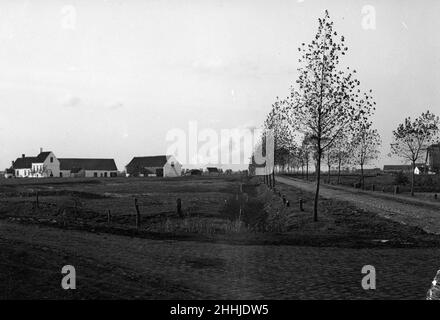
[330, 133, 352, 184]
[325, 148, 334, 183]
[300, 134, 314, 180]
[287, 10, 375, 221]
[264, 98, 296, 185]
[351, 124, 381, 189]
[390, 111, 439, 196]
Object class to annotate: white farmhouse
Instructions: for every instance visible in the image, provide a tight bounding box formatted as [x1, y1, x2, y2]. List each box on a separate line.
[10, 149, 118, 178]
[12, 149, 60, 178]
[125, 155, 182, 177]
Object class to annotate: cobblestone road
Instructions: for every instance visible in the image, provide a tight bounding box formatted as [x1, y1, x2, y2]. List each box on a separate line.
[1, 221, 438, 299]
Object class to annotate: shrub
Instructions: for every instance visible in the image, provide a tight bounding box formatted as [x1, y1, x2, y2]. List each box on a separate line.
[394, 171, 409, 185]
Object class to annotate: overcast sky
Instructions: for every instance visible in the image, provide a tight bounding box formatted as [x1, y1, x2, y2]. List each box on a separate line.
[0, 0, 439, 170]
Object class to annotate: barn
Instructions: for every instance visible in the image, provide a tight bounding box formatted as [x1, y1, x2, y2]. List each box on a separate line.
[59, 158, 118, 178]
[125, 155, 181, 177]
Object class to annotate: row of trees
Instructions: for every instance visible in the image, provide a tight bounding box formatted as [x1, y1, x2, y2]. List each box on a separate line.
[251, 10, 439, 221]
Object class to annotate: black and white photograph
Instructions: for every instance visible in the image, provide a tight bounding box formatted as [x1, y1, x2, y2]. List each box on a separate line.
[1, 0, 440, 306]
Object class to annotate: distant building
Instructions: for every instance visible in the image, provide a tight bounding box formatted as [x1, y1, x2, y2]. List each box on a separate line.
[383, 165, 412, 173]
[426, 143, 440, 173]
[414, 164, 430, 175]
[12, 149, 60, 178]
[190, 169, 202, 176]
[10, 148, 118, 178]
[59, 158, 118, 178]
[354, 167, 382, 175]
[383, 163, 427, 175]
[4, 168, 14, 179]
[206, 167, 220, 175]
[125, 155, 181, 177]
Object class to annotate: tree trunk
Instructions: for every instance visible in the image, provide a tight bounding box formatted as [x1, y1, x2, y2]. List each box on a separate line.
[361, 164, 365, 190]
[328, 164, 331, 184]
[337, 158, 341, 184]
[411, 161, 415, 196]
[272, 170, 275, 188]
[313, 150, 322, 222]
[306, 161, 309, 181]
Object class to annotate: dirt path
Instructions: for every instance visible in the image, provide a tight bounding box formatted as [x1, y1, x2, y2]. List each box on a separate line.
[276, 176, 440, 235]
[1, 221, 439, 299]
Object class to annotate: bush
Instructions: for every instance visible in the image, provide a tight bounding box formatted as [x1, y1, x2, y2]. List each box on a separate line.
[394, 171, 409, 185]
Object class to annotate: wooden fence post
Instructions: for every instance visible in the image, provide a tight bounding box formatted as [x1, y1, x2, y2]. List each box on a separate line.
[176, 198, 182, 218]
[134, 198, 140, 229]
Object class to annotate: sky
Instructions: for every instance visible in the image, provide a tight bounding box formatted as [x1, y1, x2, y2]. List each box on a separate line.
[0, 0, 439, 170]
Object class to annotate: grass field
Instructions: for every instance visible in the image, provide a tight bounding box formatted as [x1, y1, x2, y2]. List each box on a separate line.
[2, 175, 440, 299]
[1, 175, 440, 248]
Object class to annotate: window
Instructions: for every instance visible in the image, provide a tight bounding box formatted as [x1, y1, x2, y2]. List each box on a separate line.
[94, 172, 98, 177]
[104, 172, 108, 177]
[171, 161, 175, 167]
[50, 157, 54, 163]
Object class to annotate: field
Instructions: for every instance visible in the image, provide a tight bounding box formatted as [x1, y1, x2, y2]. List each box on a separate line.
[1, 175, 439, 247]
[0, 176, 257, 238]
[2, 175, 440, 299]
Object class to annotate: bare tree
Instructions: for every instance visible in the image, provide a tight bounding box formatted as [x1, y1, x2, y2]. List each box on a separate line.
[351, 124, 381, 189]
[287, 11, 375, 221]
[390, 111, 439, 196]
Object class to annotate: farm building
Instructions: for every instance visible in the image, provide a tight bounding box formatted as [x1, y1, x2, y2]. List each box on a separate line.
[125, 155, 181, 177]
[426, 143, 440, 173]
[12, 149, 60, 178]
[3, 168, 14, 179]
[9, 148, 118, 178]
[206, 167, 220, 175]
[59, 158, 118, 178]
[383, 164, 428, 175]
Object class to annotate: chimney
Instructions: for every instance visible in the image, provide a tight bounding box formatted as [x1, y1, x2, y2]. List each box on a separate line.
[40, 147, 43, 154]
[22, 154, 25, 158]
[11, 160, 14, 166]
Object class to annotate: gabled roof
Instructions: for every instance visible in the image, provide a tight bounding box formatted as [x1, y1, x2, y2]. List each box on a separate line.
[12, 157, 37, 169]
[126, 155, 172, 168]
[34, 151, 52, 163]
[12, 151, 53, 169]
[59, 159, 117, 171]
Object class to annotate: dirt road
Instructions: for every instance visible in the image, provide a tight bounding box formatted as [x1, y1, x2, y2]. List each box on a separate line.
[276, 176, 440, 234]
[1, 220, 438, 299]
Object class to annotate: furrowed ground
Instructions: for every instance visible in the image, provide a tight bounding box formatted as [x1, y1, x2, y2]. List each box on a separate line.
[1, 175, 439, 299]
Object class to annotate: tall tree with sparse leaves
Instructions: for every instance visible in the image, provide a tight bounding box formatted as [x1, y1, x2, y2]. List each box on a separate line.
[390, 111, 439, 196]
[287, 10, 375, 221]
[351, 123, 381, 189]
